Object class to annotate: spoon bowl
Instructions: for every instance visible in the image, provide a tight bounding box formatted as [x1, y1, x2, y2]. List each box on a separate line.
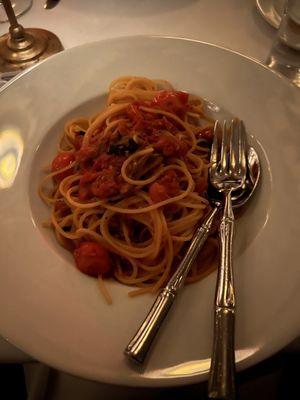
[207, 146, 261, 209]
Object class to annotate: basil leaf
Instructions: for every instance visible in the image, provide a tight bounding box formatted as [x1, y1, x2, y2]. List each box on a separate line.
[108, 139, 138, 155]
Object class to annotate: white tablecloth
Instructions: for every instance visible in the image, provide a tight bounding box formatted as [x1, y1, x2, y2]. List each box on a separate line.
[0, 0, 282, 365]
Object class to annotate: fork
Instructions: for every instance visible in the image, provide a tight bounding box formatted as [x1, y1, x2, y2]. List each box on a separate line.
[208, 119, 247, 400]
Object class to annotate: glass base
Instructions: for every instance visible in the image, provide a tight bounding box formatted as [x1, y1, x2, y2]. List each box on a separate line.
[266, 40, 300, 88]
[0, 0, 33, 23]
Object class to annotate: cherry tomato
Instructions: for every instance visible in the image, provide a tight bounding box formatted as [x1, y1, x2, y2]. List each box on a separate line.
[91, 169, 119, 199]
[176, 91, 189, 104]
[52, 152, 75, 182]
[158, 170, 180, 195]
[149, 182, 169, 203]
[74, 241, 111, 277]
[92, 153, 125, 172]
[76, 146, 98, 162]
[199, 126, 214, 142]
[78, 171, 97, 201]
[154, 134, 189, 157]
[149, 170, 180, 203]
[152, 91, 189, 115]
[195, 178, 208, 195]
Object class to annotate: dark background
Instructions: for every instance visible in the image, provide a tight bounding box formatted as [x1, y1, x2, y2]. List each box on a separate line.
[0, 349, 298, 399]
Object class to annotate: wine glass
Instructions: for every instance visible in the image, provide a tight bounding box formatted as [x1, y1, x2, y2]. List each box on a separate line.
[0, 0, 32, 22]
[267, 0, 300, 88]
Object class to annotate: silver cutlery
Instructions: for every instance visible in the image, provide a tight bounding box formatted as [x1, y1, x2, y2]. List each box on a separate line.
[125, 122, 259, 365]
[208, 119, 247, 400]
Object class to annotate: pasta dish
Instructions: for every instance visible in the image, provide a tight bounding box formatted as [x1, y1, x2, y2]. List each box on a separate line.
[39, 76, 218, 303]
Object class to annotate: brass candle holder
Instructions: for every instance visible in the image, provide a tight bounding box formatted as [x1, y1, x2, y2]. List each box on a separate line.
[0, 0, 63, 73]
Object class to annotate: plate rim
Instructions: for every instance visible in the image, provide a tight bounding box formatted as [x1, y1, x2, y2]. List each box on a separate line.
[0, 34, 294, 99]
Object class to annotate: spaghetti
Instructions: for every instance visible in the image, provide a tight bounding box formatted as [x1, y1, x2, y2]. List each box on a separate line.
[39, 76, 218, 303]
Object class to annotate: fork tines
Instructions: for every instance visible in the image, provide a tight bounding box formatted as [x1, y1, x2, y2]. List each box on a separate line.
[210, 119, 247, 184]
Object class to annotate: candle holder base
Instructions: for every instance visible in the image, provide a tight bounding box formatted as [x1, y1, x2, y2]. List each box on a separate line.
[0, 27, 63, 73]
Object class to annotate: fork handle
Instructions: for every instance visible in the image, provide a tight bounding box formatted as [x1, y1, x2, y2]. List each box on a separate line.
[208, 191, 236, 399]
[124, 205, 220, 364]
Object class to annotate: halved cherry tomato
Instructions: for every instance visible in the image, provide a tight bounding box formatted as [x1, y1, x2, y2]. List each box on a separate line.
[92, 153, 125, 172]
[195, 177, 208, 195]
[149, 182, 169, 203]
[158, 170, 180, 195]
[153, 134, 189, 157]
[91, 169, 119, 199]
[74, 241, 111, 277]
[152, 91, 189, 115]
[78, 171, 98, 201]
[76, 146, 97, 163]
[198, 126, 214, 142]
[51, 152, 75, 182]
[149, 170, 180, 203]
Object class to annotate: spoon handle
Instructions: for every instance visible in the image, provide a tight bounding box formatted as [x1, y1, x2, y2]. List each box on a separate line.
[124, 205, 220, 364]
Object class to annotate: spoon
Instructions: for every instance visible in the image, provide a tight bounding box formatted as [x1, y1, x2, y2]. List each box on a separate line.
[125, 147, 260, 364]
[207, 146, 260, 209]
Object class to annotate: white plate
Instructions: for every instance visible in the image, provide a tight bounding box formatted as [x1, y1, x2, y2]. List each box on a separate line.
[256, 0, 285, 29]
[0, 36, 300, 387]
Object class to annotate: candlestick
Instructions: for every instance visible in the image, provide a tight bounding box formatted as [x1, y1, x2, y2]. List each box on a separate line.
[0, 0, 63, 73]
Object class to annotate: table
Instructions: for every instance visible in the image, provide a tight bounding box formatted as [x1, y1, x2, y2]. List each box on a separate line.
[0, 0, 298, 397]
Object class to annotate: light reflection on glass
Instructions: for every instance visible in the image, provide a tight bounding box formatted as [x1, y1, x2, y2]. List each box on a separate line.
[0, 128, 24, 189]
